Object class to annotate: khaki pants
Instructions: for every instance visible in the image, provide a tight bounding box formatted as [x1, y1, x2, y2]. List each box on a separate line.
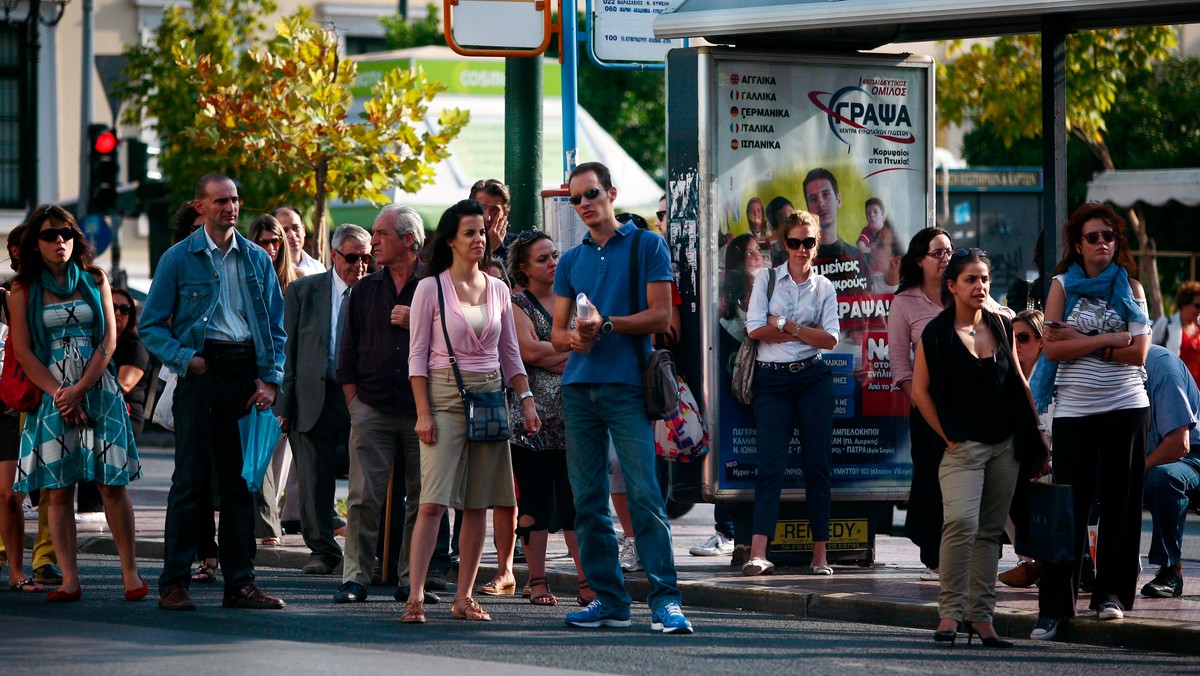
[937, 437, 1019, 623]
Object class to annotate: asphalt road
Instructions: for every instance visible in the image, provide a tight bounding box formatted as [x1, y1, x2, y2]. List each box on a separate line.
[4, 554, 1196, 675]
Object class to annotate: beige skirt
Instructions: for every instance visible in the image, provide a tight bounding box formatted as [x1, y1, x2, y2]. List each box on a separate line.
[419, 368, 516, 510]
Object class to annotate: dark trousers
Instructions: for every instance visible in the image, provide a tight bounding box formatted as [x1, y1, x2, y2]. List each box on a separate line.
[714, 503, 735, 540]
[1038, 407, 1148, 618]
[159, 354, 258, 593]
[750, 362, 834, 541]
[293, 380, 350, 566]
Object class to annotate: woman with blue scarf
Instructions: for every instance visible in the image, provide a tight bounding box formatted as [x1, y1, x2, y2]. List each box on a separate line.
[1028, 204, 1151, 640]
[8, 205, 144, 603]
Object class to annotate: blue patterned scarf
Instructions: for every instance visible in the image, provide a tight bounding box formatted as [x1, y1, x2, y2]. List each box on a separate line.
[1029, 261, 1149, 413]
[26, 261, 106, 365]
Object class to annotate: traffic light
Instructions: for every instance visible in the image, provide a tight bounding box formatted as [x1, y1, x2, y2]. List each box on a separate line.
[88, 123, 119, 214]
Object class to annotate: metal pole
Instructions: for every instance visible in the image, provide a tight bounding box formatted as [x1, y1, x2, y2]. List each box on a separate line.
[505, 56, 542, 232]
[561, 0, 579, 180]
[22, 10, 39, 213]
[1040, 18, 1067, 298]
[79, 0, 94, 214]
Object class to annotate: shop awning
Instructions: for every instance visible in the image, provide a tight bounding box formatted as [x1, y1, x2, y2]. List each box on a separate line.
[1086, 169, 1200, 208]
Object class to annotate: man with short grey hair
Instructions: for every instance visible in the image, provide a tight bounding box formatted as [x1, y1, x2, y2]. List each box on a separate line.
[333, 205, 434, 604]
[279, 224, 372, 575]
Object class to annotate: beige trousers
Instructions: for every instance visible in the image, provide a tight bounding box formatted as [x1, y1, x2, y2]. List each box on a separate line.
[937, 436, 1020, 623]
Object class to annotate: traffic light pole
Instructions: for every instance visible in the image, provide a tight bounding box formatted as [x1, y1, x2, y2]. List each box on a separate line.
[78, 0, 93, 215]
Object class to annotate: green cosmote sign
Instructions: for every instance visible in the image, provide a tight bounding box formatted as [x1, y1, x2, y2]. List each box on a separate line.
[352, 57, 562, 99]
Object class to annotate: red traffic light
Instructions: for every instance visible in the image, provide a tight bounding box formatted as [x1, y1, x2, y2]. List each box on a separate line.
[93, 131, 118, 155]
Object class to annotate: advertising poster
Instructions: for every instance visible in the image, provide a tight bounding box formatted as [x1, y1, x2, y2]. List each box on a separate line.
[693, 51, 934, 499]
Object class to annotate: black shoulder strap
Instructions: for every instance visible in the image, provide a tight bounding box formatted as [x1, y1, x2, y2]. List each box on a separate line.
[766, 267, 776, 305]
[628, 228, 644, 314]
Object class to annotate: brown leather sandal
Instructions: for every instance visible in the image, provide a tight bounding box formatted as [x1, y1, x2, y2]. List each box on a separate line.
[401, 600, 426, 624]
[450, 596, 492, 621]
[528, 577, 557, 606]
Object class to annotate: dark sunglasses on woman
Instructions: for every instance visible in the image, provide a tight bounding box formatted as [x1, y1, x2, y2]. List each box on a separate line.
[38, 226, 78, 243]
[952, 247, 987, 258]
[568, 188, 602, 205]
[1015, 332, 1036, 344]
[1082, 230, 1116, 245]
[785, 236, 817, 251]
[113, 303, 134, 315]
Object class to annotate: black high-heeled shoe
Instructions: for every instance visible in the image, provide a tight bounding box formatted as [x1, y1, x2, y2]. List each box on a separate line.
[967, 625, 1014, 648]
[933, 629, 958, 644]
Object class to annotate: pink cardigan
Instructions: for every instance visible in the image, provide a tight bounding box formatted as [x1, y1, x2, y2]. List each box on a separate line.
[407, 270, 526, 385]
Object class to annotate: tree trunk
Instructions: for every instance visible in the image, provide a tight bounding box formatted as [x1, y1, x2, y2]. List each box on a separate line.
[312, 159, 330, 266]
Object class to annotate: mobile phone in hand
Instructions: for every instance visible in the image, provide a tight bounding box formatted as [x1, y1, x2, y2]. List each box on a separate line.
[1044, 320, 1067, 329]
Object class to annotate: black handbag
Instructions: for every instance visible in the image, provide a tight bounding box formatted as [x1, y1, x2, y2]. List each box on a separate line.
[1018, 480, 1076, 564]
[627, 229, 678, 420]
[435, 275, 511, 443]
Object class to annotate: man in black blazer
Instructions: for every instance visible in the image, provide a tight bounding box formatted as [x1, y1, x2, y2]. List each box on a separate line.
[278, 224, 372, 574]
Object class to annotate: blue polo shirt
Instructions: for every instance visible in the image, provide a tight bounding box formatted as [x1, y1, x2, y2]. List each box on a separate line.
[554, 221, 674, 387]
[1145, 345, 1200, 453]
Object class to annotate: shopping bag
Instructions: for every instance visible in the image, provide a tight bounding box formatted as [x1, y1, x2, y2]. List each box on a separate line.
[1019, 480, 1075, 564]
[151, 368, 177, 431]
[239, 406, 281, 493]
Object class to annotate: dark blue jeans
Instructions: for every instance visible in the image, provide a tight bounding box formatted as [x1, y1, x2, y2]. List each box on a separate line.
[1145, 448, 1200, 568]
[750, 361, 834, 541]
[160, 368, 258, 593]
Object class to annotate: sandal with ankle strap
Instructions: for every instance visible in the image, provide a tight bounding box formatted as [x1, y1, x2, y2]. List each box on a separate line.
[451, 596, 492, 621]
[576, 580, 594, 607]
[527, 577, 558, 607]
[192, 560, 218, 584]
[401, 599, 426, 624]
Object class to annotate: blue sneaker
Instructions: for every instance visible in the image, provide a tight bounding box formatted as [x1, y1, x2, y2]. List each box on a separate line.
[564, 599, 631, 628]
[651, 603, 694, 635]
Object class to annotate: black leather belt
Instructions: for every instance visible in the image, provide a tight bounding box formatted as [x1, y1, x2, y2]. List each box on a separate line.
[756, 355, 820, 372]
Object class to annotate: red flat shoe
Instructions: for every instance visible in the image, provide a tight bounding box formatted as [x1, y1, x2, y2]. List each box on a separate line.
[48, 586, 83, 602]
[125, 577, 149, 602]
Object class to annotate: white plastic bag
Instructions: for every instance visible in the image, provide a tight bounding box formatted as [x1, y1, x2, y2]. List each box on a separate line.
[151, 366, 177, 431]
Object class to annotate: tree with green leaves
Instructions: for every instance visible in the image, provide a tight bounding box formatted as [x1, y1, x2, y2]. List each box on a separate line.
[117, 0, 291, 212]
[938, 27, 1179, 316]
[175, 8, 469, 262]
[382, 2, 444, 50]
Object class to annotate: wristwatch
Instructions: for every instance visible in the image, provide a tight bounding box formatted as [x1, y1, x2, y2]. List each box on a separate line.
[600, 316, 614, 334]
[517, 390, 534, 402]
[776, 315, 787, 332]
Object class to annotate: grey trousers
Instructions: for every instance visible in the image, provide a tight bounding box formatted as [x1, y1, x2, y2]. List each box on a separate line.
[342, 398, 421, 588]
[937, 436, 1019, 623]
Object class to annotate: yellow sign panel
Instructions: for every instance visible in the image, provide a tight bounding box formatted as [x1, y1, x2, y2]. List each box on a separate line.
[772, 518, 869, 552]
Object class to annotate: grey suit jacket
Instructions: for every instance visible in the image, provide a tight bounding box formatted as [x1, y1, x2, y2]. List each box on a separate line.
[279, 270, 339, 433]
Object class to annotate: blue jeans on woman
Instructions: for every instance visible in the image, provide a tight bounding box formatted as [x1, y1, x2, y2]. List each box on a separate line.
[563, 383, 681, 612]
[750, 361, 834, 541]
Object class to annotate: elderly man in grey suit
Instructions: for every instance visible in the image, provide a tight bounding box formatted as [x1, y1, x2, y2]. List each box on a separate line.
[278, 224, 373, 575]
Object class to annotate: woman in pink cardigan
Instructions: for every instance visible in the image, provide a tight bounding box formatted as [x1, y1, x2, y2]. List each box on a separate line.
[402, 199, 541, 624]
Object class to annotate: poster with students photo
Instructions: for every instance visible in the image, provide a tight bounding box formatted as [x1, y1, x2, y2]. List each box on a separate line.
[671, 50, 934, 498]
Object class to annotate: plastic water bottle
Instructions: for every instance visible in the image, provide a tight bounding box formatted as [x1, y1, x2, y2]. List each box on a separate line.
[576, 293, 594, 320]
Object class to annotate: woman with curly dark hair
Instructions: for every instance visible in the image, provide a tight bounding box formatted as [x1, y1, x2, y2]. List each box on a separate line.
[1028, 203, 1151, 639]
[8, 205, 144, 602]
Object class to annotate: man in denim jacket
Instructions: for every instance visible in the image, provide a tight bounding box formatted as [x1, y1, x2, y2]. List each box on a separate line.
[140, 174, 287, 611]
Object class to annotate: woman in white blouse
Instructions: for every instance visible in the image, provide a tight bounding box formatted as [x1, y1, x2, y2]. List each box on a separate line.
[741, 211, 841, 577]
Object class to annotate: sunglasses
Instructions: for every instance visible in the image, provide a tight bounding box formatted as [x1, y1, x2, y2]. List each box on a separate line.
[785, 236, 817, 251]
[953, 247, 987, 258]
[336, 251, 373, 264]
[1015, 332, 1037, 344]
[113, 303, 133, 315]
[656, 210, 666, 221]
[924, 248, 953, 260]
[568, 188, 603, 206]
[38, 226, 78, 243]
[515, 231, 541, 243]
[256, 237, 282, 247]
[1082, 230, 1116, 245]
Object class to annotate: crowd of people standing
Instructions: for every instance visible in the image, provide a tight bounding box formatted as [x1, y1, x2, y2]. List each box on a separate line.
[2, 167, 1196, 646]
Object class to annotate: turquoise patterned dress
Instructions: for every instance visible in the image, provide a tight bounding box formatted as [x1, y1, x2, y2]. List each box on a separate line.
[14, 299, 140, 490]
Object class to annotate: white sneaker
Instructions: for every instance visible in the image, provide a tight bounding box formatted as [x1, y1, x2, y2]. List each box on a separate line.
[1097, 603, 1124, 620]
[22, 502, 37, 520]
[689, 532, 735, 557]
[76, 512, 106, 524]
[619, 536, 642, 572]
[919, 568, 940, 581]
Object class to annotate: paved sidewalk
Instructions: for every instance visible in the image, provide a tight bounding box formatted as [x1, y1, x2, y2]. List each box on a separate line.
[26, 440, 1200, 656]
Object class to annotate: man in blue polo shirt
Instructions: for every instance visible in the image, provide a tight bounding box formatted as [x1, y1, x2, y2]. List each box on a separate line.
[550, 161, 692, 634]
[1141, 345, 1200, 599]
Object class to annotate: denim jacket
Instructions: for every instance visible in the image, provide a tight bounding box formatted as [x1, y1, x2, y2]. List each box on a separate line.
[139, 227, 286, 384]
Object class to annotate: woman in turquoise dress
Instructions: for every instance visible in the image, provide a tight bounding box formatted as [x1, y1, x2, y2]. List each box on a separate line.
[8, 205, 144, 602]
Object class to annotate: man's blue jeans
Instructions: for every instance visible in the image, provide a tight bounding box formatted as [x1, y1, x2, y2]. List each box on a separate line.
[563, 383, 681, 612]
[1145, 449, 1200, 567]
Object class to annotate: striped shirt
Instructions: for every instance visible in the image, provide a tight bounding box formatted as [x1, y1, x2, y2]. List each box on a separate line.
[1053, 276, 1150, 417]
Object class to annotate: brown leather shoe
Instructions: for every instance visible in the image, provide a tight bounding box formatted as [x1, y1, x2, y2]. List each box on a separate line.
[159, 585, 197, 611]
[223, 583, 286, 609]
[998, 560, 1041, 588]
